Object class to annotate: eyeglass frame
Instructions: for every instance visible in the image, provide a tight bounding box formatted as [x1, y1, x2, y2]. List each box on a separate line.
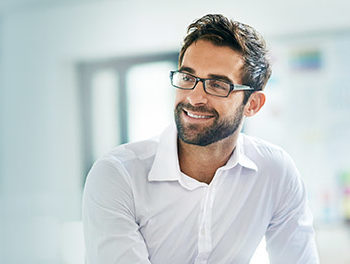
[169, 70, 254, 98]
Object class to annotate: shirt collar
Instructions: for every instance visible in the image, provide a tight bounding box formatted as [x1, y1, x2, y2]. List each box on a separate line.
[148, 124, 181, 182]
[222, 135, 258, 172]
[148, 126, 257, 182]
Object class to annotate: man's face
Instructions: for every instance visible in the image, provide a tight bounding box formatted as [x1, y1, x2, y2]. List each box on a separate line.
[174, 40, 246, 146]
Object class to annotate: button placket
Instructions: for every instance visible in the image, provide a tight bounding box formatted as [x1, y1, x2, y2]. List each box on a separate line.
[197, 186, 210, 256]
[196, 172, 220, 263]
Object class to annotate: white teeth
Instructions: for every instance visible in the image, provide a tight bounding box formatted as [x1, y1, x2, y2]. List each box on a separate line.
[187, 111, 212, 119]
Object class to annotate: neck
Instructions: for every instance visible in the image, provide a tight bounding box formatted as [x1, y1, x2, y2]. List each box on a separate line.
[178, 132, 240, 184]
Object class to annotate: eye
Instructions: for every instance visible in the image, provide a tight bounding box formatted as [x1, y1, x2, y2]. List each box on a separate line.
[212, 83, 224, 89]
[181, 73, 194, 82]
[208, 80, 228, 90]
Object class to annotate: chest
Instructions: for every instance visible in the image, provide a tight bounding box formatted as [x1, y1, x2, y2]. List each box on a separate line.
[135, 170, 274, 264]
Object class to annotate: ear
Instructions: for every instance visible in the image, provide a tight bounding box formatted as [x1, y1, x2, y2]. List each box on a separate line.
[243, 91, 266, 117]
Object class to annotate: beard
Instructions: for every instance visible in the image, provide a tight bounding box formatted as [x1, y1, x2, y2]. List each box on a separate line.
[174, 102, 245, 146]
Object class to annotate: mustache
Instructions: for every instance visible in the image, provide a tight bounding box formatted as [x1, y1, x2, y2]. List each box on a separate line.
[176, 102, 218, 117]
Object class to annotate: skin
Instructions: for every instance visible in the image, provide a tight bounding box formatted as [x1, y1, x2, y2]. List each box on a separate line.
[175, 40, 266, 184]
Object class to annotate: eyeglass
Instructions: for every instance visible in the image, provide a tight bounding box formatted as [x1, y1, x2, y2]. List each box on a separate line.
[169, 70, 253, 98]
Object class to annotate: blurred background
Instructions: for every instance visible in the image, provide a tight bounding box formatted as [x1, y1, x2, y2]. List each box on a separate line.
[0, 0, 350, 263]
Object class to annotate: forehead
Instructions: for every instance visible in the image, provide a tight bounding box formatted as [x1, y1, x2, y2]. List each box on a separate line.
[181, 40, 244, 83]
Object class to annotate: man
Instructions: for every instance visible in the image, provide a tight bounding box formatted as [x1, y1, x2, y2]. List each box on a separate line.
[83, 14, 319, 264]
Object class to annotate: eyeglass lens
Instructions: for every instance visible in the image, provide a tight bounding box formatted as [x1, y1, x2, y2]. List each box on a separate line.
[171, 71, 231, 97]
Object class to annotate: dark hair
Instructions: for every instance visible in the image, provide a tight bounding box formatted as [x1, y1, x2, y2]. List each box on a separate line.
[179, 14, 271, 104]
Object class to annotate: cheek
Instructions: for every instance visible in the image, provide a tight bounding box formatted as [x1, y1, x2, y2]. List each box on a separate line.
[174, 90, 186, 106]
[218, 100, 244, 117]
[224, 93, 245, 113]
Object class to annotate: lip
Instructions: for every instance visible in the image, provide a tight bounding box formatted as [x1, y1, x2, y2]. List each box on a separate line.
[182, 109, 215, 122]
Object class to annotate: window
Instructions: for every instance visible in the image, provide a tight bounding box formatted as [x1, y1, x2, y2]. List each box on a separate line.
[77, 52, 178, 178]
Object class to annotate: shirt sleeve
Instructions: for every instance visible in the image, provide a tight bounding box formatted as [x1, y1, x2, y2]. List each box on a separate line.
[265, 152, 320, 264]
[82, 158, 151, 264]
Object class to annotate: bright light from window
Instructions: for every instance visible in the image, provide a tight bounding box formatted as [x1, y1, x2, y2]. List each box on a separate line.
[91, 70, 120, 159]
[127, 61, 175, 142]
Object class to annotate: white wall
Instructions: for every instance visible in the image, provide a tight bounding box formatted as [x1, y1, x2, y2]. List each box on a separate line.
[1, 0, 350, 263]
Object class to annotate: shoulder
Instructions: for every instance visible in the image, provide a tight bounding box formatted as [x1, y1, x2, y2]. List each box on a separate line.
[86, 137, 160, 187]
[240, 133, 286, 162]
[240, 133, 300, 182]
[240, 134, 306, 212]
[102, 137, 160, 166]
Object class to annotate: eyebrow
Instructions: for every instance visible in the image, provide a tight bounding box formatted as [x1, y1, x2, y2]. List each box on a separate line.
[178, 66, 234, 84]
[178, 66, 195, 74]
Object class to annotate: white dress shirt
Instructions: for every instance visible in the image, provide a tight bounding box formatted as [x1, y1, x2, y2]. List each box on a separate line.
[82, 125, 319, 264]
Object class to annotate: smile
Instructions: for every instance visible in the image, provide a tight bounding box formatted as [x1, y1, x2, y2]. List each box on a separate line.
[184, 110, 215, 119]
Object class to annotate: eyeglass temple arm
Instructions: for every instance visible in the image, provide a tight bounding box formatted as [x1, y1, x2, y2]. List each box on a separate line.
[232, 84, 254, 91]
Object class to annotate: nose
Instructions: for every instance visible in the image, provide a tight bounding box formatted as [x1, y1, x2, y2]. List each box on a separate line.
[186, 80, 208, 106]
